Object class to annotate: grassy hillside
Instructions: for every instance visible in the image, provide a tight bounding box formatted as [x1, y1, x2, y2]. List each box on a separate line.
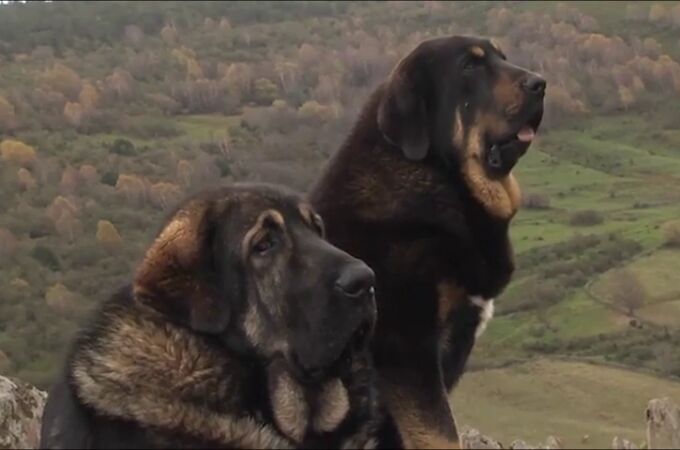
[0, 1, 679, 439]
[453, 358, 680, 448]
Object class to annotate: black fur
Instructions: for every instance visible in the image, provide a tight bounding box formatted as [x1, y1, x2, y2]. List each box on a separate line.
[310, 35, 545, 446]
[41, 183, 402, 450]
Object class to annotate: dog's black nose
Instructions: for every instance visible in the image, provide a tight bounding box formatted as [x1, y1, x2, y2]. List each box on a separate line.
[521, 74, 546, 95]
[335, 263, 375, 299]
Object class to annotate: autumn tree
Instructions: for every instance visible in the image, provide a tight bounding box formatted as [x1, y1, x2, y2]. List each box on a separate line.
[662, 222, 680, 247]
[104, 68, 135, 101]
[626, 3, 647, 21]
[672, 4, 680, 29]
[17, 168, 38, 191]
[123, 24, 145, 46]
[149, 182, 182, 210]
[0, 228, 19, 260]
[649, 3, 669, 26]
[253, 78, 278, 105]
[0, 139, 37, 167]
[298, 100, 335, 123]
[78, 82, 100, 111]
[274, 60, 299, 94]
[79, 164, 100, 185]
[607, 269, 647, 316]
[55, 212, 82, 243]
[115, 174, 147, 205]
[45, 283, 79, 314]
[176, 160, 194, 188]
[59, 166, 81, 194]
[171, 47, 203, 79]
[96, 220, 122, 249]
[46, 195, 79, 224]
[0, 95, 17, 132]
[63, 102, 84, 127]
[223, 63, 253, 99]
[42, 63, 82, 101]
[160, 22, 178, 45]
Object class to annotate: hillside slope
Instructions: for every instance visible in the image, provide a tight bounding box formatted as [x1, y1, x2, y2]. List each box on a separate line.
[453, 359, 680, 448]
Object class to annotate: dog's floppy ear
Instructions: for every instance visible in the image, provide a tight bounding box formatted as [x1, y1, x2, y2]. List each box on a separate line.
[377, 55, 430, 161]
[134, 199, 237, 334]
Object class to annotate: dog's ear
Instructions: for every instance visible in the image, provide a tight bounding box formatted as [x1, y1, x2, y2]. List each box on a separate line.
[134, 199, 237, 334]
[377, 56, 430, 161]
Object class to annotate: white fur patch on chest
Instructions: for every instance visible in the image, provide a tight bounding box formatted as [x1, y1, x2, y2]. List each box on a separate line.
[470, 296, 494, 338]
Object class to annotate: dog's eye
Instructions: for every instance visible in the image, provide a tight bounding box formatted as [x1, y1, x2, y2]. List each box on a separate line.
[462, 58, 480, 73]
[253, 234, 276, 255]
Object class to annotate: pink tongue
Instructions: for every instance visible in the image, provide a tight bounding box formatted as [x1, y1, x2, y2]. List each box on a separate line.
[517, 126, 535, 143]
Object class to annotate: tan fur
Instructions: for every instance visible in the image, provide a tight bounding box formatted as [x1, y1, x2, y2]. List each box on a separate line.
[460, 126, 521, 220]
[298, 203, 324, 235]
[493, 71, 523, 117]
[133, 201, 205, 300]
[452, 108, 464, 150]
[385, 387, 460, 449]
[241, 209, 286, 259]
[437, 280, 466, 325]
[314, 379, 350, 433]
[270, 369, 308, 442]
[72, 307, 291, 449]
[469, 46, 485, 58]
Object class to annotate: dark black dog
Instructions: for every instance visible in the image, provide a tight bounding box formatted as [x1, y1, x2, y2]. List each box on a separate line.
[310, 35, 545, 447]
[40, 183, 401, 449]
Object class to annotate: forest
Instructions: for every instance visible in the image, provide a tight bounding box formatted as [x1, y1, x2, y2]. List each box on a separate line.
[1, 3, 680, 444]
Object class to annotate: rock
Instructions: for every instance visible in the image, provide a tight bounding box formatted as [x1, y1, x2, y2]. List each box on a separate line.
[509, 439, 535, 449]
[461, 428, 502, 449]
[646, 397, 680, 449]
[543, 435, 562, 449]
[0, 375, 46, 449]
[612, 436, 638, 449]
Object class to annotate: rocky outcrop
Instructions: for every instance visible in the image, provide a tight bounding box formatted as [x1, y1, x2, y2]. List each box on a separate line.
[0, 372, 677, 450]
[461, 428, 503, 449]
[646, 397, 680, 449]
[0, 376, 46, 449]
[612, 436, 638, 449]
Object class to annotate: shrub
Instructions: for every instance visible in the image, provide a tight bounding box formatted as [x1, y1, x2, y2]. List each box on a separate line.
[31, 245, 61, 270]
[521, 192, 551, 209]
[101, 170, 119, 186]
[109, 138, 136, 156]
[569, 210, 604, 226]
[663, 222, 680, 247]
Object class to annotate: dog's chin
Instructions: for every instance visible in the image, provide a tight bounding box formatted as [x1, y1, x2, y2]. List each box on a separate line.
[483, 138, 531, 178]
[287, 322, 372, 385]
[484, 108, 542, 178]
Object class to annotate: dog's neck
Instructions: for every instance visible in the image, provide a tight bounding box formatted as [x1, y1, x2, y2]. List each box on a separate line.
[266, 358, 351, 443]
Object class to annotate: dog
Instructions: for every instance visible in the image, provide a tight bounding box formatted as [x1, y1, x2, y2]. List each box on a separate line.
[310, 35, 545, 448]
[40, 183, 402, 449]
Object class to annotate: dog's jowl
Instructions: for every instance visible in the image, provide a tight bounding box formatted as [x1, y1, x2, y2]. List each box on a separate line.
[310, 35, 545, 448]
[40, 183, 400, 449]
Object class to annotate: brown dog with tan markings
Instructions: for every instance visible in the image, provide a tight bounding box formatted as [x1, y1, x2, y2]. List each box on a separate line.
[40, 183, 402, 449]
[311, 35, 545, 448]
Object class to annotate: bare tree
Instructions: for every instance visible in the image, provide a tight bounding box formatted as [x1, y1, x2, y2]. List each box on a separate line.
[608, 269, 647, 316]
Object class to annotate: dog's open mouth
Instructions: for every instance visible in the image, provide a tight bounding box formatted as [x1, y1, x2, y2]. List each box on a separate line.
[484, 110, 542, 177]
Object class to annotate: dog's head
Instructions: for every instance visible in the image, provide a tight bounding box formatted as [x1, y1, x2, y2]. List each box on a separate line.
[378, 35, 545, 217]
[134, 183, 376, 384]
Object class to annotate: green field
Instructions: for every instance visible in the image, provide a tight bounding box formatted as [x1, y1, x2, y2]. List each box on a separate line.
[453, 358, 680, 448]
